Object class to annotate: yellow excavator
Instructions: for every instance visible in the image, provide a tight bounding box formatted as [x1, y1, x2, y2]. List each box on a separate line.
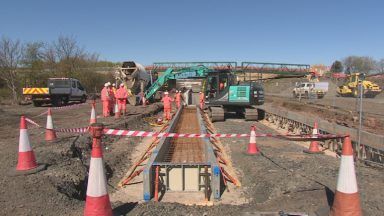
[337, 73, 382, 98]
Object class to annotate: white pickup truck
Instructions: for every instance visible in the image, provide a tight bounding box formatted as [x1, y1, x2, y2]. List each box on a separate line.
[292, 82, 329, 99]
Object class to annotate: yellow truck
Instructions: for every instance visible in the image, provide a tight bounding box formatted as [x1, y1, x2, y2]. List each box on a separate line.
[336, 73, 382, 98]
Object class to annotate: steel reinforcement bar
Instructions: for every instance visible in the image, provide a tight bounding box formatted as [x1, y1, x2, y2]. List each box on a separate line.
[143, 106, 221, 201]
[263, 104, 384, 165]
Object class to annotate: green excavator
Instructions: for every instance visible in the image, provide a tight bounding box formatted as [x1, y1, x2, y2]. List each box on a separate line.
[145, 62, 311, 122]
[144, 65, 265, 121]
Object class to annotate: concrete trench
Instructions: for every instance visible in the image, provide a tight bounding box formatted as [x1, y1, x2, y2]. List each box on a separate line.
[143, 106, 222, 201]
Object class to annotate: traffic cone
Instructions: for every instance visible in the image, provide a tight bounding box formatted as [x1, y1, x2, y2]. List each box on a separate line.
[114, 102, 120, 119]
[247, 126, 260, 155]
[45, 108, 57, 142]
[330, 135, 362, 216]
[90, 102, 97, 124]
[304, 121, 323, 154]
[84, 124, 112, 216]
[10, 116, 46, 175]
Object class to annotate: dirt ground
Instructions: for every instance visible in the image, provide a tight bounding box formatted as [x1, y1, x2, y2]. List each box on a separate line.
[0, 101, 162, 216]
[117, 118, 384, 216]
[0, 95, 383, 215]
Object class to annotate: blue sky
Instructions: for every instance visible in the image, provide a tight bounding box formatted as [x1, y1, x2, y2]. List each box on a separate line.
[1, 0, 383, 65]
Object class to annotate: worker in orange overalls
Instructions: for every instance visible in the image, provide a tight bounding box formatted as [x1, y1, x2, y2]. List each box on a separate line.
[219, 82, 225, 91]
[199, 91, 205, 110]
[112, 83, 117, 94]
[115, 83, 128, 115]
[161, 91, 174, 120]
[174, 90, 183, 109]
[108, 82, 115, 115]
[101, 83, 110, 117]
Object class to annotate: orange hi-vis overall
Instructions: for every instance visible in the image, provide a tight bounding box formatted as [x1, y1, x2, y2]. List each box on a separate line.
[115, 87, 128, 114]
[199, 92, 205, 110]
[161, 95, 174, 120]
[101, 87, 110, 117]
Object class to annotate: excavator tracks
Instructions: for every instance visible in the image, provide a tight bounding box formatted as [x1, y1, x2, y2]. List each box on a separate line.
[209, 107, 225, 122]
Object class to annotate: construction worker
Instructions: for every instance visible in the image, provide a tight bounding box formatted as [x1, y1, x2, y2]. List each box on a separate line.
[108, 82, 115, 115]
[199, 91, 205, 110]
[161, 91, 174, 120]
[115, 83, 128, 115]
[175, 90, 183, 109]
[219, 82, 225, 90]
[101, 83, 110, 117]
[112, 83, 117, 94]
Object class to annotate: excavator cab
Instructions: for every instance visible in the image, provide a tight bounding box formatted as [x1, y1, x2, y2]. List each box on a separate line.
[204, 70, 234, 100]
[203, 70, 265, 122]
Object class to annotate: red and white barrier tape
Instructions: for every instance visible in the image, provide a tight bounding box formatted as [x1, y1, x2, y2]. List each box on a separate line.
[25, 117, 42, 128]
[103, 129, 249, 138]
[55, 127, 89, 133]
[102, 128, 345, 140]
[32, 102, 88, 118]
[25, 117, 88, 133]
[23, 116, 345, 139]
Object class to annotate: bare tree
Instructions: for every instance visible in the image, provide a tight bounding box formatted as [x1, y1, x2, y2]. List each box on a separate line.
[23, 42, 45, 86]
[376, 59, 384, 73]
[0, 37, 24, 103]
[43, 44, 57, 73]
[54, 36, 84, 76]
[343, 56, 375, 74]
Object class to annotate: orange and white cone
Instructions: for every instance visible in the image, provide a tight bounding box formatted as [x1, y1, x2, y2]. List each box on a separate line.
[90, 102, 97, 124]
[84, 125, 112, 216]
[114, 102, 120, 119]
[45, 108, 57, 142]
[11, 116, 46, 175]
[247, 126, 260, 155]
[330, 135, 362, 216]
[17, 116, 38, 171]
[304, 121, 323, 154]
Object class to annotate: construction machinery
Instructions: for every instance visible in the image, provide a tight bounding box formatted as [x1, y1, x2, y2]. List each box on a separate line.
[144, 64, 265, 122]
[336, 73, 382, 98]
[115, 61, 151, 105]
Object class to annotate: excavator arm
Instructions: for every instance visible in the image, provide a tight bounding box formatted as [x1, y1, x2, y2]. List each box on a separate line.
[144, 65, 211, 99]
[145, 68, 174, 99]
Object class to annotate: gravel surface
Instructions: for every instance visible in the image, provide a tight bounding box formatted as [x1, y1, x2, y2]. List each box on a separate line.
[0, 101, 162, 216]
[0, 96, 383, 215]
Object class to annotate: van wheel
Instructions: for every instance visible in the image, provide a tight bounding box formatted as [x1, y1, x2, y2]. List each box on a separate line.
[33, 101, 42, 107]
[80, 95, 86, 103]
[63, 97, 69, 105]
[52, 98, 63, 107]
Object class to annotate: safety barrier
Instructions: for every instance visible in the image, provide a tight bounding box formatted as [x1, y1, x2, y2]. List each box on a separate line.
[32, 102, 89, 118]
[263, 104, 384, 165]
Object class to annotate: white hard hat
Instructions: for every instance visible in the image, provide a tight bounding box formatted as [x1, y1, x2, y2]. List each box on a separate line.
[112, 83, 116, 86]
[107, 82, 111, 86]
[164, 91, 169, 95]
[104, 83, 108, 87]
[120, 83, 124, 87]
[176, 90, 179, 93]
